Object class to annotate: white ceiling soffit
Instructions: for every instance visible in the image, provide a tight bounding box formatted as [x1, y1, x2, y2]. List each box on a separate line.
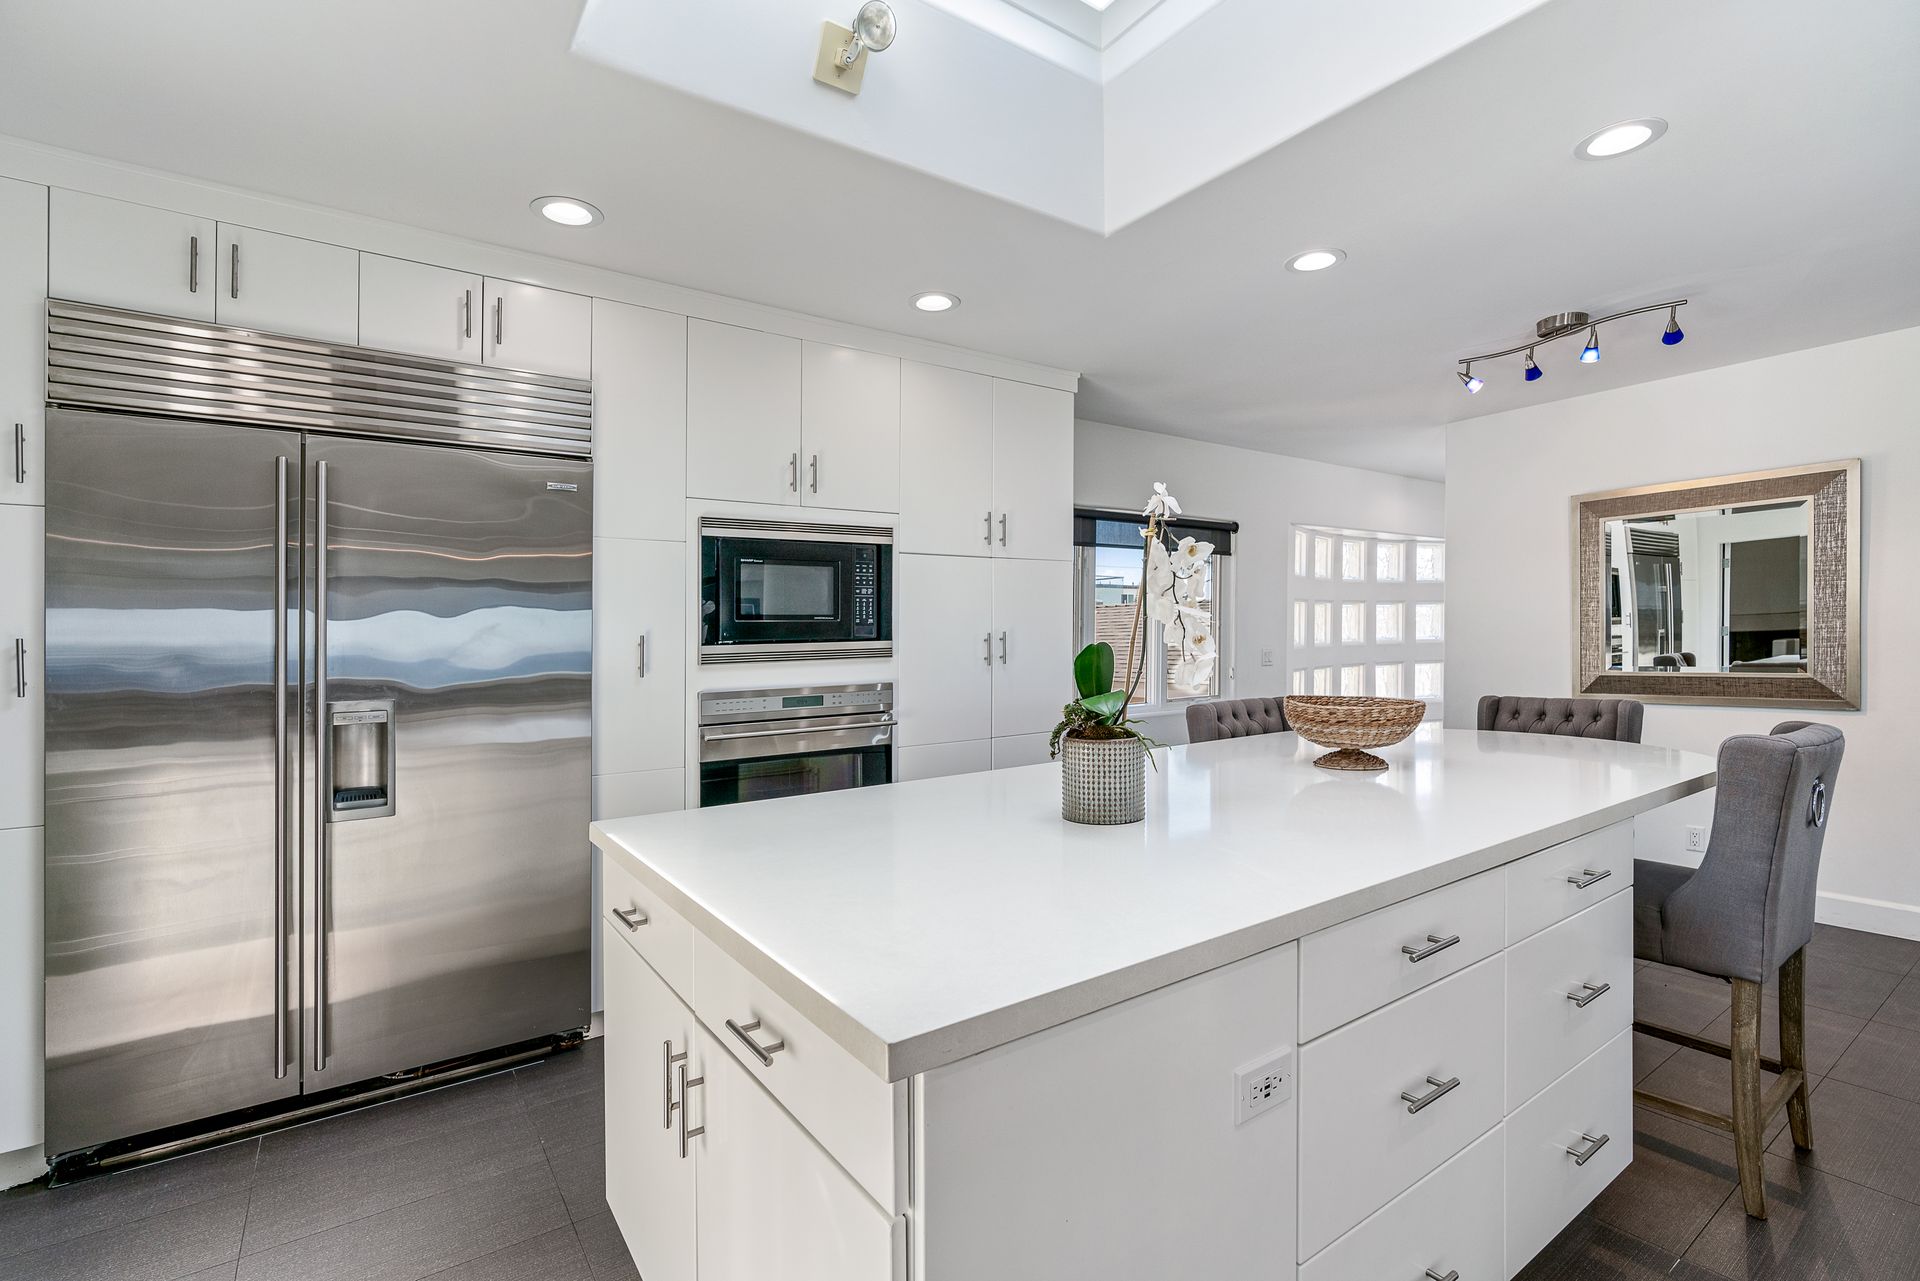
[571, 0, 1550, 233]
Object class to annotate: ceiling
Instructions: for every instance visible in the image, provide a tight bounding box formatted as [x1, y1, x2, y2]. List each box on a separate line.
[0, 0, 1915, 482]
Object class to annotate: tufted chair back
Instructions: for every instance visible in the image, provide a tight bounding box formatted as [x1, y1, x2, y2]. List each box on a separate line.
[1476, 694, 1646, 743]
[1186, 697, 1289, 743]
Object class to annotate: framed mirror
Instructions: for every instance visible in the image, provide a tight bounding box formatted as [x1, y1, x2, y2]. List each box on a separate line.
[1573, 460, 1860, 708]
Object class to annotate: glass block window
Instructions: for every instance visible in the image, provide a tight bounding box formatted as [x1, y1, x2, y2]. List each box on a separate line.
[1415, 542, 1446, 583]
[1341, 539, 1367, 581]
[1291, 600, 1309, 647]
[1341, 602, 1366, 644]
[1375, 602, 1403, 644]
[1313, 534, 1334, 579]
[1293, 530, 1309, 577]
[1340, 665, 1367, 695]
[1415, 602, 1445, 642]
[1375, 663, 1404, 697]
[1313, 602, 1332, 646]
[1312, 667, 1332, 694]
[1291, 668, 1308, 694]
[1415, 661, 1444, 699]
[1375, 542, 1405, 582]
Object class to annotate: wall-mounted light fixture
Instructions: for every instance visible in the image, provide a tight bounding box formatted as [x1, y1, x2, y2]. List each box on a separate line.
[814, 2, 896, 96]
[1455, 300, 1688, 391]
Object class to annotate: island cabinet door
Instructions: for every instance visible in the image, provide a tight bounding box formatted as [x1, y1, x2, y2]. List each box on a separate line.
[603, 920, 698, 1281]
[693, 1022, 896, 1281]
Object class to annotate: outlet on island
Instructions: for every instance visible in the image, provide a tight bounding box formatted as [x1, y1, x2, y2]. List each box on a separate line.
[1233, 1048, 1293, 1124]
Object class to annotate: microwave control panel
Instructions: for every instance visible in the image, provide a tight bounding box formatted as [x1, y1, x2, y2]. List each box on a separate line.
[851, 545, 879, 639]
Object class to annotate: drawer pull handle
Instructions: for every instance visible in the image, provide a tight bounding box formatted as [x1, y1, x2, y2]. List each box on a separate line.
[1401, 933, 1461, 963]
[1567, 867, 1612, 889]
[676, 1058, 706, 1159]
[1426, 1271, 1461, 1281]
[1566, 1131, 1610, 1166]
[1566, 981, 1611, 1008]
[1401, 1074, 1460, 1114]
[727, 1017, 787, 1067]
[613, 905, 649, 931]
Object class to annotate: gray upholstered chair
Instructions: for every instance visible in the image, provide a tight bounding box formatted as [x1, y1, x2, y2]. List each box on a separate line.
[1633, 721, 1845, 1219]
[1186, 697, 1289, 743]
[1476, 694, 1646, 743]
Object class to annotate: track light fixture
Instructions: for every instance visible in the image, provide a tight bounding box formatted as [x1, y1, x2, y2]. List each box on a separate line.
[814, 1, 896, 95]
[1454, 299, 1688, 393]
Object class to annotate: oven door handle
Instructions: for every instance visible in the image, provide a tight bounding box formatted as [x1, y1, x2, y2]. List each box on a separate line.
[702, 722, 894, 743]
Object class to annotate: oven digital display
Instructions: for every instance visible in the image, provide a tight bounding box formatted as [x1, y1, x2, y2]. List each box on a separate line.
[782, 695, 826, 709]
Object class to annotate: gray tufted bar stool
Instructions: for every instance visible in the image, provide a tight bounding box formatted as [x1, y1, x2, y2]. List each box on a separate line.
[1476, 694, 1646, 742]
[1632, 721, 1846, 1219]
[1185, 697, 1289, 743]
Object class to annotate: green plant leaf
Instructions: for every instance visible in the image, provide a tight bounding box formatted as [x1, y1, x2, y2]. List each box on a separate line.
[1079, 690, 1130, 722]
[1074, 642, 1115, 698]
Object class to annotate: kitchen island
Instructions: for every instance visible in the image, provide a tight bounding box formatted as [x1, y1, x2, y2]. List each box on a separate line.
[590, 726, 1717, 1281]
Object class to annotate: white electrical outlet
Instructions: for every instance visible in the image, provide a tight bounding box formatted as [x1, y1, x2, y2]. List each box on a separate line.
[1233, 1049, 1294, 1124]
[1260, 648, 1275, 667]
[1685, 824, 1708, 852]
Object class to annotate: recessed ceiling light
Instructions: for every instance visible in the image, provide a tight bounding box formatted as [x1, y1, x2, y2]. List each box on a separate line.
[911, 291, 960, 313]
[1574, 118, 1668, 160]
[531, 196, 603, 227]
[1285, 248, 1346, 273]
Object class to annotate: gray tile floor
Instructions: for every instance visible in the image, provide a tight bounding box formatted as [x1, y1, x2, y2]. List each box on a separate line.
[4, 922, 1919, 1280]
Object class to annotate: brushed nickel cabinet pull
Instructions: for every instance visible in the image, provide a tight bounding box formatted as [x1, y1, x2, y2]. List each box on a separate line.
[662, 1040, 678, 1129]
[637, 635, 647, 677]
[493, 295, 504, 346]
[984, 510, 993, 544]
[10, 422, 21, 484]
[726, 1017, 786, 1067]
[809, 453, 819, 494]
[983, 633, 993, 665]
[613, 905, 649, 931]
[11, 638, 23, 699]
[676, 1059, 705, 1158]
[1402, 933, 1460, 963]
[1566, 1132, 1610, 1166]
[1401, 1074, 1460, 1114]
[998, 512, 1008, 546]
[463, 289, 473, 339]
[1567, 867, 1612, 889]
[230, 242, 240, 299]
[789, 452, 799, 492]
[1426, 1271, 1460, 1281]
[1566, 981, 1611, 1008]
[998, 631, 1008, 664]
[188, 235, 199, 293]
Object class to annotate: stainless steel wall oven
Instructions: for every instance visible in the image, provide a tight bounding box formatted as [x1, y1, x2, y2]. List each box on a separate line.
[697, 683, 893, 807]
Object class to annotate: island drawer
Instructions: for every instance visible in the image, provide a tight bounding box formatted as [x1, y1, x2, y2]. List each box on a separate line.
[1505, 820, 1633, 944]
[1505, 888, 1633, 1108]
[1300, 1125, 1503, 1281]
[1297, 956, 1505, 1260]
[693, 930, 905, 1212]
[1506, 1029, 1631, 1273]
[1300, 867, 1504, 1040]
[603, 851, 695, 1002]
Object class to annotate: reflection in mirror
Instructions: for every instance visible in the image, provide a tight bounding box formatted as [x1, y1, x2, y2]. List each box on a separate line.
[1602, 501, 1809, 675]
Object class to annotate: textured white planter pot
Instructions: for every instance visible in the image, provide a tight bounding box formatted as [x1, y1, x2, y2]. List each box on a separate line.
[1060, 734, 1146, 825]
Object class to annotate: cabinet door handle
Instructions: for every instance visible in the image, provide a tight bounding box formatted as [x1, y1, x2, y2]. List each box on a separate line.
[188, 235, 199, 293]
[12, 422, 23, 485]
[1566, 981, 1611, 1008]
[662, 1039, 679, 1129]
[998, 631, 1008, 664]
[676, 1059, 706, 1158]
[230, 242, 240, 300]
[984, 510, 993, 545]
[789, 452, 799, 492]
[1401, 1074, 1460, 1114]
[1567, 867, 1612, 889]
[726, 1017, 787, 1067]
[637, 635, 647, 677]
[613, 905, 649, 931]
[983, 633, 993, 666]
[11, 638, 23, 699]
[998, 512, 1008, 546]
[809, 453, 819, 494]
[493, 296, 504, 346]
[463, 289, 473, 339]
[1566, 1131, 1610, 1166]
[1401, 933, 1460, 963]
[1426, 1271, 1460, 1281]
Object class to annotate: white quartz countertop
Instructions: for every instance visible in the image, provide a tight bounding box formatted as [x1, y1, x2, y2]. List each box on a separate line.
[590, 727, 1715, 1082]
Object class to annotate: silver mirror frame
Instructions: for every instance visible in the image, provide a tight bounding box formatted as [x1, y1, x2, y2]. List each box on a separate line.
[1572, 459, 1861, 709]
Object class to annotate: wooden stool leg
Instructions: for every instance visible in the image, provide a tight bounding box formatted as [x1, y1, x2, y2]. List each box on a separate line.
[1731, 977, 1769, 1218]
[1781, 948, 1814, 1150]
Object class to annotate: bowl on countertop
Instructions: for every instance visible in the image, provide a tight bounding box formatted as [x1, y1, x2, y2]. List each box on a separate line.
[1282, 696, 1426, 771]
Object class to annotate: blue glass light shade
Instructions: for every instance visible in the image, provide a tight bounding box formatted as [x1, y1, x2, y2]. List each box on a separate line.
[1524, 355, 1543, 381]
[1579, 333, 1601, 363]
[1662, 320, 1685, 345]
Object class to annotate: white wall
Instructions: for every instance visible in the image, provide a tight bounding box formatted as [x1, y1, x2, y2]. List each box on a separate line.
[1447, 326, 1920, 939]
[1075, 419, 1445, 740]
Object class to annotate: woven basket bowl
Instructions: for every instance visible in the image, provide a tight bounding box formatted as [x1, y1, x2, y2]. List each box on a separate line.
[1282, 695, 1426, 771]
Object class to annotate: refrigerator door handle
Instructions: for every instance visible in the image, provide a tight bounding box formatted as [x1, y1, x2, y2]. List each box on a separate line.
[314, 458, 330, 1073]
[273, 456, 290, 1079]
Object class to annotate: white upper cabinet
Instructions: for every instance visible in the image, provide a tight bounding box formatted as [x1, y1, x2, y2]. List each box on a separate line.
[686, 319, 802, 507]
[899, 362, 994, 556]
[799, 342, 899, 513]
[215, 223, 357, 343]
[991, 380, 1074, 561]
[49, 189, 215, 322]
[483, 277, 591, 380]
[895, 553, 994, 746]
[991, 557, 1073, 738]
[591, 300, 686, 543]
[0, 177, 46, 508]
[0, 504, 44, 829]
[358, 253, 483, 365]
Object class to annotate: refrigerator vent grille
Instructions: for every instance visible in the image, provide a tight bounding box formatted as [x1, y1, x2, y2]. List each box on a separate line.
[47, 300, 593, 457]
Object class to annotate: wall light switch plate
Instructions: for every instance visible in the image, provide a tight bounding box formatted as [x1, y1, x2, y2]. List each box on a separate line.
[1685, 824, 1708, 853]
[1234, 1049, 1293, 1125]
[1260, 648, 1275, 667]
[813, 22, 868, 94]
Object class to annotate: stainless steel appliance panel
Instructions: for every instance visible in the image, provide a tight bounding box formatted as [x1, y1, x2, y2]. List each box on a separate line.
[305, 436, 591, 1086]
[43, 410, 301, 1153]
[696, 683, 893, 807]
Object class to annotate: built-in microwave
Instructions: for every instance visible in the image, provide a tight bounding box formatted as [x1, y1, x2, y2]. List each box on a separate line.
[699, 517, 893, 663]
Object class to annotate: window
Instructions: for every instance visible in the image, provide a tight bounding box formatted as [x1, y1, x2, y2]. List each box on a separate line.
[1290, 668, 1307, 694]
[1375, 663, 1404, 697]
[1292, 530, 1309, 576]
[1341, 601, 1366, 644]
[1341, 539, 1367, 581]
[1291, 600, 1308, 647]
[1415, 602, 1445, 642]
[1312, 601, 1332, 646]
[1415, 542, 1446, 583]
[1415, 661, 1444, 699]
[1374, 602, 1403, 644]
[1376, 542, 1405, 582]
[1072, 509, 1236, 710]
[1340, 664, 1367, 695]
[1312, 667, 1332, 694]
[1312, 535, 1334, 579]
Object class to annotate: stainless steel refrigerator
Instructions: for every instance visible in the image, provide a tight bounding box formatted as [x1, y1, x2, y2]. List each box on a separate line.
[41, 302, 593, 1161]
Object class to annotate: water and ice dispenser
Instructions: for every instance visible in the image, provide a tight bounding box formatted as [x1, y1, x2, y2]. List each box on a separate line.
[326, 699, 396, 821]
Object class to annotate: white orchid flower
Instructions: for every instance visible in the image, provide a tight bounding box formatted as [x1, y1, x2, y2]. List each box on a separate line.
[1142, 482, 1182, 521]
[1172, 536, 1214, 574]
[1174, 571, 1204, 604]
